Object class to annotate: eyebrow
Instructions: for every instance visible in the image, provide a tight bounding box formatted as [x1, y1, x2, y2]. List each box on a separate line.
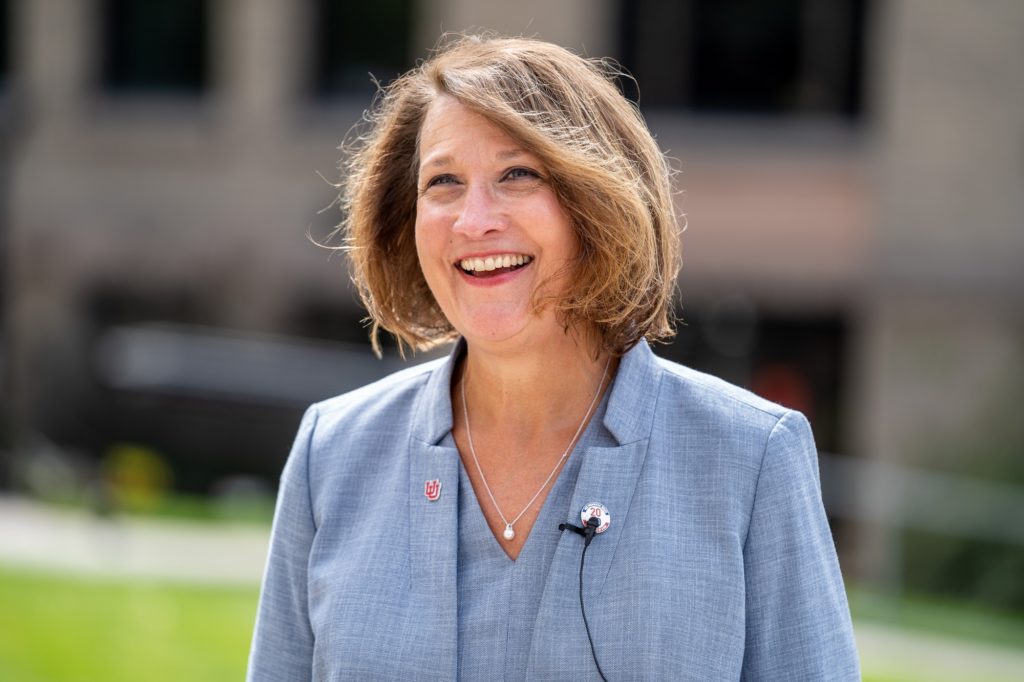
[497, 149, 530, 161]
[419, 148, 532, 171]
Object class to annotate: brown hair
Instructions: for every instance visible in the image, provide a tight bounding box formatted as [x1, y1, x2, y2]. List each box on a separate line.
[339, 33, 680, 356]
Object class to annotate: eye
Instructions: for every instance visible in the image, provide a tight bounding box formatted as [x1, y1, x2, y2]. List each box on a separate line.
[504, 166, 541, 181]
[422, 174, 458, 191]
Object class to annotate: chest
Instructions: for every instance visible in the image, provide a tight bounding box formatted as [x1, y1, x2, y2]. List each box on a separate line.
[305, 485, 748, 680]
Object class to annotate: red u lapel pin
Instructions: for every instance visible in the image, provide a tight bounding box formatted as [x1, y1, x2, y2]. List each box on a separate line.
[424, 479, 442, 501]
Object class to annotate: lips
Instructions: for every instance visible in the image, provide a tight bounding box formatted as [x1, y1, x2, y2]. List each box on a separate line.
[457, 254, 533, 277]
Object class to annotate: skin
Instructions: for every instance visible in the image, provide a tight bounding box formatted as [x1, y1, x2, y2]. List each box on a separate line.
[415, 96, 614, 560]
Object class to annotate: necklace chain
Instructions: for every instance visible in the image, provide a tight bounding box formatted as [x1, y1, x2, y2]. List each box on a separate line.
[460, 358, 611, 542]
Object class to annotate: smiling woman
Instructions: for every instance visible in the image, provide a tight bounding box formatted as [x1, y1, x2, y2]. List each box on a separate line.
[248, 33, 860, 681]
[414, 96, 579, 349]
[341, 35, 677, 358]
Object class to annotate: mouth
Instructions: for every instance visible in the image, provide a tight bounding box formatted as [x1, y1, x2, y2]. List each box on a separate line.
[456, 254, 533, 278]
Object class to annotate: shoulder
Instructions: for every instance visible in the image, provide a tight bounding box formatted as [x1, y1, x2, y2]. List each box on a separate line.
[637, 351, 825, 553]
[653, 354, 788, 426]
[305, 355, 447, 437]
[609, 341, 804, 453]
[290, 355, 452, 507]
[638, 352, 794, 449]
[635, 350, 814, 487]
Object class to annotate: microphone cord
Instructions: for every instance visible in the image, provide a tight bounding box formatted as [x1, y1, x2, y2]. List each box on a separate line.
[559, 516, 609, 682]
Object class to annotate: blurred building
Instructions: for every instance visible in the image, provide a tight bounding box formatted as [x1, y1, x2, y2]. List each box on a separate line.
[2, 1, 1022, 581]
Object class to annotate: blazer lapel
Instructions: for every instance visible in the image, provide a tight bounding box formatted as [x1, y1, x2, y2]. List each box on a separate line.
[404, 342, 462, 680]
[399, 340, 664, 678]
[526, 342, 664, 677]
[557, 340, 663, 597]
[562, 440, 649, 597]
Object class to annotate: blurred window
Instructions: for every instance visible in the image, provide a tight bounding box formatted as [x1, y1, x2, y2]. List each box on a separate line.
[313, 0, 413, 97]
[617, 0, 868, 117]
[663, 307, 847, 452]
[101, 0, 209, 93]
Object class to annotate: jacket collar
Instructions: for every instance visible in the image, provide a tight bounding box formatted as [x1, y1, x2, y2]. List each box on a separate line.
[411, 338, 662, 447]
[405, 338, 663, 677]
[411, 340, 461, 446]
[603, 339, 662, 444]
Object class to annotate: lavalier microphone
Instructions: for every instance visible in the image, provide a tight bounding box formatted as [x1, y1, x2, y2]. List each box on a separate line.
[559, 507, 610, 681]
[558, 515, 601, 546]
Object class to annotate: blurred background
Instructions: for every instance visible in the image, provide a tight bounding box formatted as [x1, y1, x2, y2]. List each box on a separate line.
[1, 0, 1022, 680]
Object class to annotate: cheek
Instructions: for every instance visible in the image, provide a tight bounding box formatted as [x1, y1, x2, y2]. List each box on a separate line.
[413, 212, 433, 260]
[548, 214, 579, 260]
[413, 219, 425, 261]
[414, 202, 443, 242]
[413, 217, 447, 283]
[537, 194, 577, 253]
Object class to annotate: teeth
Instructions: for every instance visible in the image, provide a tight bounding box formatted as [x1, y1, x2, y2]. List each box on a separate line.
[459, 255, 532, 272]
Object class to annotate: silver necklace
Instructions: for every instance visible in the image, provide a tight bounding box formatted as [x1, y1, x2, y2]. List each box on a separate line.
[460, 358, 611, 542]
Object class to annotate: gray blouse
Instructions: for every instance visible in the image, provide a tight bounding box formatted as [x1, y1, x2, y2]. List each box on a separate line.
[452, 394, 613, 681]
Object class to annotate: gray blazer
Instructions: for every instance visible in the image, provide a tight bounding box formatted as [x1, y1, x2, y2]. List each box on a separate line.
[248, 340, 860, 680]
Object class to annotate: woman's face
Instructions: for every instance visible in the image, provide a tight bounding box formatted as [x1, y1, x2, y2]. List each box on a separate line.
[415, 96, 578, 350]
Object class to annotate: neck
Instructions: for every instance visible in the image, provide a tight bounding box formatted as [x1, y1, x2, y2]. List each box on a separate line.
[456, 330, 613, 442]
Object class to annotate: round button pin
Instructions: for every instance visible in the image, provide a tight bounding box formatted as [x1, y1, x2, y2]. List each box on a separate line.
[580, 502, 611, 534]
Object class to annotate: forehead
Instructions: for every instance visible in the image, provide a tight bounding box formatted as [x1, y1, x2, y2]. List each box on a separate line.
[417, 96, 532, 167]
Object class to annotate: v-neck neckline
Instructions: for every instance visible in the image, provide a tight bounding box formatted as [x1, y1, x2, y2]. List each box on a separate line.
[452, 389, 608, 563]
[455, 443, 573, 564]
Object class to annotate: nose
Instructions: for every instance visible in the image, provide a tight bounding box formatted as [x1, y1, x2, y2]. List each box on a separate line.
[452, 183, 507, 238]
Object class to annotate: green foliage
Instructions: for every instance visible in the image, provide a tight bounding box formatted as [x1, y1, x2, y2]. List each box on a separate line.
[849, 586, 1024, 651]
[899, 356, 1024, 611]
[121, 491, 276, 525]
[902, 531, 1024, 612]
[102, 443, 175, 513]
[0, 567, 258, 682]
[45, 490, 275, 526]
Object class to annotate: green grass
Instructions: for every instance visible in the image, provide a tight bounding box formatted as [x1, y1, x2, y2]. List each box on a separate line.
[851, 586, 1024, 682]
[124, 492, 275, 525]
[0, 566, 259, 682]
[3, 565, 1023, 682]
[849, 586, 1024, 651]
[46, 492, 276, 526]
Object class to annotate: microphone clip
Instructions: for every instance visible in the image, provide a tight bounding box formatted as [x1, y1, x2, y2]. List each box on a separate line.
[558, 516, 601, 547]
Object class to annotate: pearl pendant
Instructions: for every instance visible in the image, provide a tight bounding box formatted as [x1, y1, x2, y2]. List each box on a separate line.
[502, 524, 515, 541]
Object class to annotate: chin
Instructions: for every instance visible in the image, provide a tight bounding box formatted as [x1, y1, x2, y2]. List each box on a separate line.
[459, 312, 567, 349]
[460, 322, 529, 347]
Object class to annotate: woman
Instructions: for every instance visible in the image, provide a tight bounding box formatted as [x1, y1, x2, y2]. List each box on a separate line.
[248, 35, 859, 680]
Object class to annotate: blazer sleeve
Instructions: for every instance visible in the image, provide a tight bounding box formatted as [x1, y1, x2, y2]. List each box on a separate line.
[740, 410, 861, 680]
[247, 405, 319, 682]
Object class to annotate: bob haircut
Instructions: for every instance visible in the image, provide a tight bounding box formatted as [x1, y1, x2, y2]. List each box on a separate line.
[340, 33, 680, 356]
